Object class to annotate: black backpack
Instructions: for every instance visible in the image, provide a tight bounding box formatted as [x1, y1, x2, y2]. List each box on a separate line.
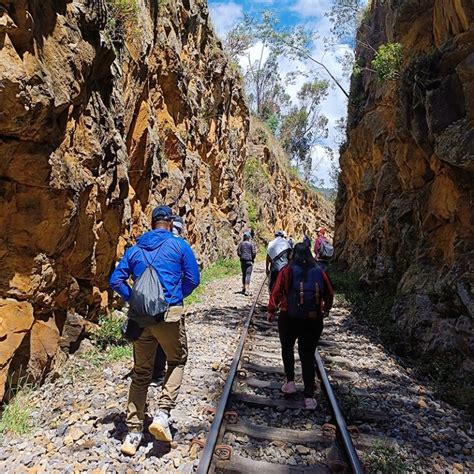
[287, 264, 324, 319]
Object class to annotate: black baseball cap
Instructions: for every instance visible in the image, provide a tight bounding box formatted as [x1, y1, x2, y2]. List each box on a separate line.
[152, 205, 173, 223]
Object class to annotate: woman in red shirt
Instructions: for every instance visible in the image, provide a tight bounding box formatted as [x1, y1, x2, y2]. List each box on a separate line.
[267, 243, 334, 409]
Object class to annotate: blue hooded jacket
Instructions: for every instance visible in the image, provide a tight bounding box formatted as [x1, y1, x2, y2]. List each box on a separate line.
[109, 229, 200, 305]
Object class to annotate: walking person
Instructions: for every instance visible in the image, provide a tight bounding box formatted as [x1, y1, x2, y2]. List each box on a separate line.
[237, 231, 257, 295]
[151, 214, 186, 388]
[172, 215, 185, 237]
[110, 206, 200, 455]
[267, 243, 333, 409]
[266, 230, 291, 292]
[313, 227, 334, 273]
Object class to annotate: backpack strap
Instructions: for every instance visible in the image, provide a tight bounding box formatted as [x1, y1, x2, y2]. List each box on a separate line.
[271, 247, 290, 263]
[139, 238, 171, 267]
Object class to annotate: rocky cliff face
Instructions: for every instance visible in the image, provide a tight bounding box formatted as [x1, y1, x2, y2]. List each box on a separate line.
[0, 0, 249, 399]
[336, 1, 473, 372]
[245, 119, 334, 243]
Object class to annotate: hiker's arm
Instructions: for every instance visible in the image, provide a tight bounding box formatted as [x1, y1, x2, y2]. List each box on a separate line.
[181, 244, 200, 298]
[252, 243, 257, 259]
[109, 249, 133, 301]
[321, 271, 334, 312]
[314, 238, 320, 257]
[237, 243, 242, 257]
[267, 266, 289, 321]
[266, 254, 271, 274]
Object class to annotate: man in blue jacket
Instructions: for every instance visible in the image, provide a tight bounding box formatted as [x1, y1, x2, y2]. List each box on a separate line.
[110, 205, 200, 456]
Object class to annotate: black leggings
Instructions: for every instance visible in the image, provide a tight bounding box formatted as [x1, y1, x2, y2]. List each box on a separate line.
[240, 260, 253, 286]
[277, 312, 324, 397]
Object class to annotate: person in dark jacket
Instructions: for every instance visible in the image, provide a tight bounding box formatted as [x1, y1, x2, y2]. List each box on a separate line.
[267, 243, 333, 410]
[237, 231, 257, 295]
[110, 206, 200, 456]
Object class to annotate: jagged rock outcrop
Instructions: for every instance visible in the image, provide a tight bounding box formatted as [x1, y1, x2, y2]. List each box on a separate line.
[0, 0, 249, 399]
[245, 119, 334, 243]
[336, 1, 473, 372]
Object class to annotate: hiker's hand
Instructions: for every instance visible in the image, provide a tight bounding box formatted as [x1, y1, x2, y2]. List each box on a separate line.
[266, 268, 270, 275]
[323, 310, 330, 319]
[267, 312, 274, 323]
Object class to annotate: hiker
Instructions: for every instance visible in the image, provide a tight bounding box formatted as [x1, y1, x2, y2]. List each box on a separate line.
[314, 227, 333, 272]
[266, 230, 291, 292]
[267, 243, 333, 409]
[151, 214, 186, 388]
[109, 205, 200, 456]
[172, 215, 185, 237]
[237, 231, 257, 295]
[303, 234, 312, 249]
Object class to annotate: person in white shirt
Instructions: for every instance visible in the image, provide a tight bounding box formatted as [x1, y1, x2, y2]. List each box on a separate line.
[266, 230, 292, 292]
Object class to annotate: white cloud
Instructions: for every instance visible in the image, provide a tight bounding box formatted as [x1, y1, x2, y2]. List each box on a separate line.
[208, 2, 244, 39]
[290, 0, 332, 18]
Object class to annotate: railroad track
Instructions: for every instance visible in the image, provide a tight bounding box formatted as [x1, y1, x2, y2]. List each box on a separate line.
[194, 277, 364, 473]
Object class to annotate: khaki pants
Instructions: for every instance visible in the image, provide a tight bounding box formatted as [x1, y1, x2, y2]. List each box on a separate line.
[126, 315, 187, 432]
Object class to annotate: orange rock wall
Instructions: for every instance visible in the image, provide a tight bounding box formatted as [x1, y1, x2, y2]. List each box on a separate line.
[0, 0, 249, 399]
[335, 0, 473, 367]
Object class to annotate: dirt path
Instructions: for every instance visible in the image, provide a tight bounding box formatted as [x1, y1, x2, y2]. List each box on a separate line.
[0, 263, 472, 473]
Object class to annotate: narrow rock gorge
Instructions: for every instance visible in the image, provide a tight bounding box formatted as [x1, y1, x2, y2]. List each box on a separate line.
[336, 0, 473, 383]
[244, 119, 333, 242]
[0, 1, 332, 399]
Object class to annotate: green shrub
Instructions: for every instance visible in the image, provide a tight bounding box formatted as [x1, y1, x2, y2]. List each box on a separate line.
[363, 442, 409, 473]
[265, 114, 279, 134]
[245, 194, 259, 230]
[93, 313, 126, 349]
[371, 42, 403, 81]
[105, 0, 139, 41]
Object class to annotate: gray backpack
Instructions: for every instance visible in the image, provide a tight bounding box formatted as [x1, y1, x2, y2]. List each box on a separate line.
[129, 242, 170, 327]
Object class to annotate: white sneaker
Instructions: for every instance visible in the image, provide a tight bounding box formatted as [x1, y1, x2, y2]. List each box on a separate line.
[121, 431, 142, 456]
[149, 410, 172, 442]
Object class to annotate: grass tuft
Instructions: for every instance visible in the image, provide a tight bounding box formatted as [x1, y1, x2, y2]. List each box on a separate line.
[363, 441, 409, 473]
[80, 345, 133, 367]
[0, 390, 33, 436]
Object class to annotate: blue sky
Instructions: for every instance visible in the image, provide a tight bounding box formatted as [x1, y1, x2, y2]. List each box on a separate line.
[208, 0, 353, 187]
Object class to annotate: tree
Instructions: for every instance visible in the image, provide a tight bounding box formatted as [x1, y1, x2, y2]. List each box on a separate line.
[225, 18, 290, 127]
[280, 80, 329, 182]
[241, 11, 350, 99]
[245, 52, 290, 121]
[326, 0, 366, 43]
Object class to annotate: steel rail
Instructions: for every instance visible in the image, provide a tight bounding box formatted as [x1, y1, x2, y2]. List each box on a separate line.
[196, 275, 268, 474]
[315, 351, 364, 474]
